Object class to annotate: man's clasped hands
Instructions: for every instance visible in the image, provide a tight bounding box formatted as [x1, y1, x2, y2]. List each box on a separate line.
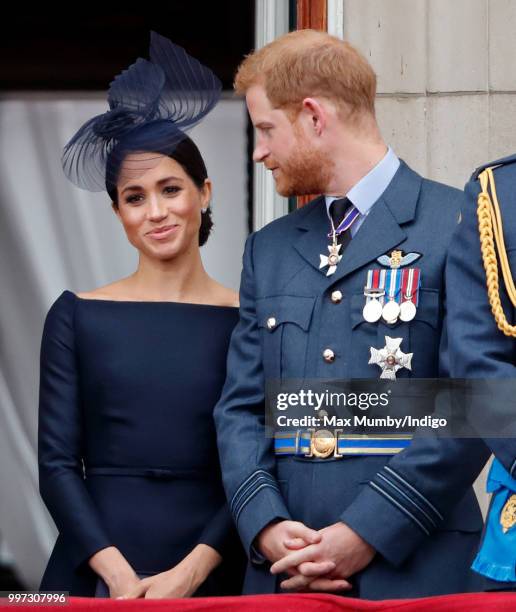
[257, 519, 377, 592]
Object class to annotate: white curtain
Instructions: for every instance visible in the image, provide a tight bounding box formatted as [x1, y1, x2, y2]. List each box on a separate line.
[0, 94, 248, 587]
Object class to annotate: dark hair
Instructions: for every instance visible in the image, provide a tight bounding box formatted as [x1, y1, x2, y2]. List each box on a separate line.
[107, 135, 213, 246]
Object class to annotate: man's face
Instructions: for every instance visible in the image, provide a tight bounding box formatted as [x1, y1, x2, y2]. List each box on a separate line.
[245, 84, 332, 196]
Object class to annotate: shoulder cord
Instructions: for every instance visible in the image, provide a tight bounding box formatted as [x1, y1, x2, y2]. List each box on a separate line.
[477, 167, 516, 337]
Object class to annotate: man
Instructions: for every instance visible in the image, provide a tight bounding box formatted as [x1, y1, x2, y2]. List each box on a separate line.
[446, 155, 516, 585]
[214, 30, 489, 598]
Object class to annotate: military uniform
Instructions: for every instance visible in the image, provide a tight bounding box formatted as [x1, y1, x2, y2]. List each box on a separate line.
[447, 154, 516, 584]
[215, 157, 489, 599]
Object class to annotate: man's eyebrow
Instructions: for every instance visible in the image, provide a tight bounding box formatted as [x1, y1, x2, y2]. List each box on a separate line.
[255, 121, 274, 128]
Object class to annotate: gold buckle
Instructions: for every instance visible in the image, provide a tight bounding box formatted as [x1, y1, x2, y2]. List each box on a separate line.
[305, 429, 343, 459]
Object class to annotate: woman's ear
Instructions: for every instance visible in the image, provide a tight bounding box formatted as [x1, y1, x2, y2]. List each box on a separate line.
[111, 202, 121, 221]
[201, 178, 212, 209]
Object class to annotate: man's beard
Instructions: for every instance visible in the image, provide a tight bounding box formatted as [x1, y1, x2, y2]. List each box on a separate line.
[272, 142, 334, 197]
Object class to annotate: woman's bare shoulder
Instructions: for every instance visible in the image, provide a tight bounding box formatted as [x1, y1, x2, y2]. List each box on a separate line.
[75, 280, 130, 301]
[209, 282, 239, 308]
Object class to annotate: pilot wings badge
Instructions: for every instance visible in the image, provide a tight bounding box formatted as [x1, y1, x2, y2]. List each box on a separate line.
[377, 250, 422, 269]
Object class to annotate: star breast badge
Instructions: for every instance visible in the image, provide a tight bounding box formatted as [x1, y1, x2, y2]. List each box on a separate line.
[369, 336, 413, 379]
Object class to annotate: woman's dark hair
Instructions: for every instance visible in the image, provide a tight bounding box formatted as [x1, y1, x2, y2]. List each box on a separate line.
[107, 135, 213, 246]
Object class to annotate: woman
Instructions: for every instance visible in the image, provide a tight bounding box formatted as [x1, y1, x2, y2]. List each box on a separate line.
[38, 32, 244, 598]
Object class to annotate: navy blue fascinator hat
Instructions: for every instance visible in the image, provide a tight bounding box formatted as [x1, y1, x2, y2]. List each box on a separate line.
[62, 32, 222, 192]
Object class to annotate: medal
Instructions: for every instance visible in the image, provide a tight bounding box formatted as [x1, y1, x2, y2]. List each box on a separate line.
[363, 297, 383, 323]
[363, 269, 385, 323]
[382, 300, 400, 323]
[319, 202, 360, 275]
[399, 268, 421, 322]
[382, 268, 401, 323]
[369, 336, 413, 379]
[319, 242, 342, 276]
[400, 300, 417, 322]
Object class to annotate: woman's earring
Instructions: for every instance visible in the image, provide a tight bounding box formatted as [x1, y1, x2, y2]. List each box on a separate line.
[201, 206, 208, 214]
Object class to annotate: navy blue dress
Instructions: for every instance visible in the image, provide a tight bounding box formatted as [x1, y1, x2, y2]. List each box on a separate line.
[38, 290, 244, 596]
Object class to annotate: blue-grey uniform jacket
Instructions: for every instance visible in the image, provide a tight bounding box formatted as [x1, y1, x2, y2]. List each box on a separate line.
[447, 153, 516, 476]
[214, 160, 490, 599]
[446, 154, 516, 587]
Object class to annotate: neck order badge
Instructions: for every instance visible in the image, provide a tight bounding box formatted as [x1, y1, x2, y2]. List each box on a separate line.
[319, 201, 360, 276]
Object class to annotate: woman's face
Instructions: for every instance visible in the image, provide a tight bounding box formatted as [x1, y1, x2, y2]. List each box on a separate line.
[114, 153, 211, 261]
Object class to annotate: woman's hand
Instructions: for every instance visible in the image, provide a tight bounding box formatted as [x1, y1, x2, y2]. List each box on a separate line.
[120, 544, 222, 599]
[107, 572, 141, 599]
[88, 546, 140, 598]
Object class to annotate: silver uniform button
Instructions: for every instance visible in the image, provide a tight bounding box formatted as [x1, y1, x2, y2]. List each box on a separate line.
[323, 348, 335, 363]
[331, 290, 343, 304]
[267, 316, 277, 330]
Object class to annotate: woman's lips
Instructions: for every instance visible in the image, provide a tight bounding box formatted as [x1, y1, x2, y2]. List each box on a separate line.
[146, 225, 178, 240]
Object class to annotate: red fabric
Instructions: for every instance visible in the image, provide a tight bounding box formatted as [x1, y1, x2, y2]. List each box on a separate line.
[1, 593, 515, 611]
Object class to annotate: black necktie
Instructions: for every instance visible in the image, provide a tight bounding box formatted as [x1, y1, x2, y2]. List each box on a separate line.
[330, 197, 353, 249]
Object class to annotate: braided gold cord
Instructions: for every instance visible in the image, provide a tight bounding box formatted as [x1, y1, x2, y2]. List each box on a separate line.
[477, 168, 516, 337]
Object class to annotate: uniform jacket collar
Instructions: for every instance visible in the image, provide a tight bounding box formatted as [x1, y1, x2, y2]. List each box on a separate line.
[292, 160, 422, 283]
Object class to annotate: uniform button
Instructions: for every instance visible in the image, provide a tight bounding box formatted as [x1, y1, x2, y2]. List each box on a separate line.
[323, 348, 335, 363]
[267, 316, 277, 331]
[331, 290, 343, 304]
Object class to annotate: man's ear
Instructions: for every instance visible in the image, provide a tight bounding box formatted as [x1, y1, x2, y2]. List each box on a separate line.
[301, 97, 327, 136]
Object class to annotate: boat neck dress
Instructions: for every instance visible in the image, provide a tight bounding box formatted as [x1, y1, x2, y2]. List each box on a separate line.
[38, 290, 244, 596]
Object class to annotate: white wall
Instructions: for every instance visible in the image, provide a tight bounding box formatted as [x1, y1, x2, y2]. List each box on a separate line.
[343, 0, 516, 189]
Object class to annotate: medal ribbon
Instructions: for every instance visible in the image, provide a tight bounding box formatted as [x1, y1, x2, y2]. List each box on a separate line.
[401, 268, 421, 306]
[327, 205, 361, 238]
[385, 268, 402, 303]
[365, 269, 386, 305]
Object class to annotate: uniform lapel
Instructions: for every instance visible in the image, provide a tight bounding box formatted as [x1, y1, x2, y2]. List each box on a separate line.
[327, 162, 421, 284]
[292, 195, 332, 272]
[325, 198, 405, 285]
[291, 161, 422, 283]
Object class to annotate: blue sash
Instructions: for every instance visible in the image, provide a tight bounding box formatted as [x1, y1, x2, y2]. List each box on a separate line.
[472, 458, 516, 582]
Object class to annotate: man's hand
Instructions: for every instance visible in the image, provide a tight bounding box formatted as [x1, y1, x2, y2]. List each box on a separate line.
[270, 521, 376, 591]
[256, 520, 351, 592]
[257, 520, 323, 563]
